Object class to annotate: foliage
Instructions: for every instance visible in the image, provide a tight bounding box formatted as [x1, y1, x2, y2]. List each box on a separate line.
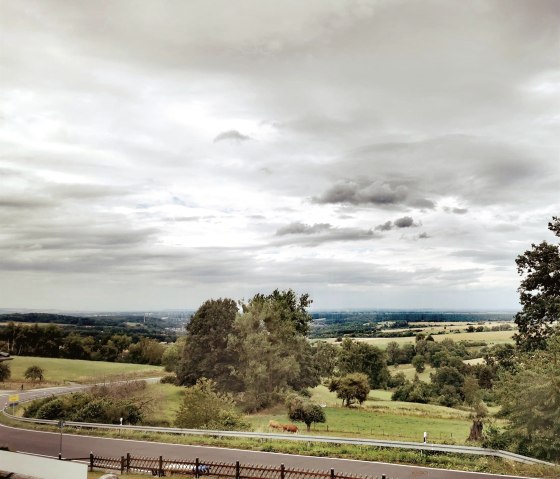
[329, 373, 370, 406]
[411, 354, 425, 373]
[125, 338, 165, 365]
[160, 374, 178, 384]
[24, 365, 45, 382]
[391, 378, 432, 404]
[227, 291, 319, 410]
[311, 341, 338, 378]
[175, 378, 249, 430]
[177, 298, 241, 390]
[337, 339, 389, 389]
[286, 394, 326, 432]
[492, 334, 560, 461]
[0, 362, 10, 381]
[514, 216, 560, 351]
[24, 381, 150, 424]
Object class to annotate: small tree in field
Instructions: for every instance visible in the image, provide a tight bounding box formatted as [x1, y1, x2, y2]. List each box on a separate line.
[24, 365, 45, 382]
[286, 394, 326, 432]
[0, 363, 10, 382]
[329, 373, 370, 407]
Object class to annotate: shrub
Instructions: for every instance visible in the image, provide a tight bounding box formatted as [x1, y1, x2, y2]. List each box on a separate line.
[160, 374, 178, 384]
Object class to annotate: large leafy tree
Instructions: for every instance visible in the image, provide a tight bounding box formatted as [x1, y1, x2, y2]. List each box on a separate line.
[337, 338, 389, 389]
[177, 298, 241, 390]
[227, 290, 319, 410]
[493, 334, 560, 461]
[514, 216, 560, 351]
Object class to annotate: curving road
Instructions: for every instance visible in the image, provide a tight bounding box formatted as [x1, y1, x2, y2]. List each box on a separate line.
[0, 387, 538, 479]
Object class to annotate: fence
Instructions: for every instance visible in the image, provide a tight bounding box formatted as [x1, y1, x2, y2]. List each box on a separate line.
[86, 453, 396, 479]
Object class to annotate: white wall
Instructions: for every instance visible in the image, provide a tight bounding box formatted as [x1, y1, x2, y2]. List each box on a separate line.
[0, 450, 87, 479]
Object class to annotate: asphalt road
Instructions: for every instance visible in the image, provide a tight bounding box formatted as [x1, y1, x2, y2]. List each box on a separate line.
[0, 388, 538, 479]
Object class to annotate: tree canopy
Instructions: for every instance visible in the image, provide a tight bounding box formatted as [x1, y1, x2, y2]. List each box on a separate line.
[177, 298, 241, 390]
[514, 216, 560, 350]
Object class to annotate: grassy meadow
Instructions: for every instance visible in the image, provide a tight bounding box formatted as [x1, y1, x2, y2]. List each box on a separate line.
[1, 356, 163, 388]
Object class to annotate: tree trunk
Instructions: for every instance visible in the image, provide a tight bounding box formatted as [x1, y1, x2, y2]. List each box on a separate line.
[468, 419, 483, 441]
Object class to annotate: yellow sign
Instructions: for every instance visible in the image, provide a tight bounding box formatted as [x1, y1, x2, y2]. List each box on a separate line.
[8, 394, 19, 403]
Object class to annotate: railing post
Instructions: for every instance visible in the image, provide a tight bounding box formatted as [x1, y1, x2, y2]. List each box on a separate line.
[281, 463, 285, 479]
[195, 457, 200, 479]
[381, 475, 386, 479]
[236, 460, 240, 479]
[120, 456, 125, 474]
[330, 468, 335, 479]
[126, 452, 130, 473]
[89, 452, 94, 472]
[159, 455, 163, 477]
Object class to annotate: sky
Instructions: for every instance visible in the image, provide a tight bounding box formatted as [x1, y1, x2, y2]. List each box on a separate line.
[0, 0, 559, 311]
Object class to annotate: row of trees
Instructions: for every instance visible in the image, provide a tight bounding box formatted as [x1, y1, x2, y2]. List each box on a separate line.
[0, 323, 165, 365]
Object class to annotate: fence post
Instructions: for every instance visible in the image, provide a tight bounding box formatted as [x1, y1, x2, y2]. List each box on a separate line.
[195, 457, 200, 479]
[236, 460, 240, 479]
[89, 453, 94, 472]
[281, 463, 285, 479]
[126, 452, 130, 473]
[120, 456, 125, 474]
[381, 475, 386, 479]
[330, 468, 335, 479]
[159, 455, 163, 477]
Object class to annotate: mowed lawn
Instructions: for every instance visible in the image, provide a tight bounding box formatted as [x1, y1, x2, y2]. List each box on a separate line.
[4, 356, 163, 385]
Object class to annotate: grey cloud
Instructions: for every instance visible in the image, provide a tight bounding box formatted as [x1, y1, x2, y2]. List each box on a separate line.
[444, 206, 468, 215]
[214, 130, 251, 142]
[313, 181, 408, 206]
[394, 216, 417, 228]
[375, 221, 393, 231]
[276, 222, 331, 236]
[0, 197, 54, 209]
[375, 216, 418, 230]
[273, 223, 378, 246]
[418, 232, 429, 239]
[410, 198, 436, 210]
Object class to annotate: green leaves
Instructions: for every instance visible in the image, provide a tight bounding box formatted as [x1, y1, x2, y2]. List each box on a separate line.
[514, 216, 560, 351]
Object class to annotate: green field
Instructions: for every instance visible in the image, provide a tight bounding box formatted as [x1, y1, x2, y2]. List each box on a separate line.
[1, 356, 163, 387]
[320, 329, 515, 349]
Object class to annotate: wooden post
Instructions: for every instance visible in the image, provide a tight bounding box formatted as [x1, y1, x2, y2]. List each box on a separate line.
[195, 457, 200, 479]
[120, 456, 125, 474]
[280, 463, 285, 479]
[236, 460, 240, 479]
[126, 452, 131, 473]
[159, 455, 163, 477]
[381, 475, 386, 479]
[89, 453, 94, 472]
[330, 468, 335, 479]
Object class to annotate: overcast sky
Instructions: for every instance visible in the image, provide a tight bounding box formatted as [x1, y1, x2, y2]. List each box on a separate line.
[0, 0, 558, 311]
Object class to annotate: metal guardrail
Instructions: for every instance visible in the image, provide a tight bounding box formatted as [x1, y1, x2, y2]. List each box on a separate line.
[2, 389, 557, 468]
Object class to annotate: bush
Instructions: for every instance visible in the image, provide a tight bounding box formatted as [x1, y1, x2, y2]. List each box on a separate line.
[0, 362, 11, 382]
[160, 374, 178, 384]
[35, 398, 65, 420]
[387, 372, 406, 388]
